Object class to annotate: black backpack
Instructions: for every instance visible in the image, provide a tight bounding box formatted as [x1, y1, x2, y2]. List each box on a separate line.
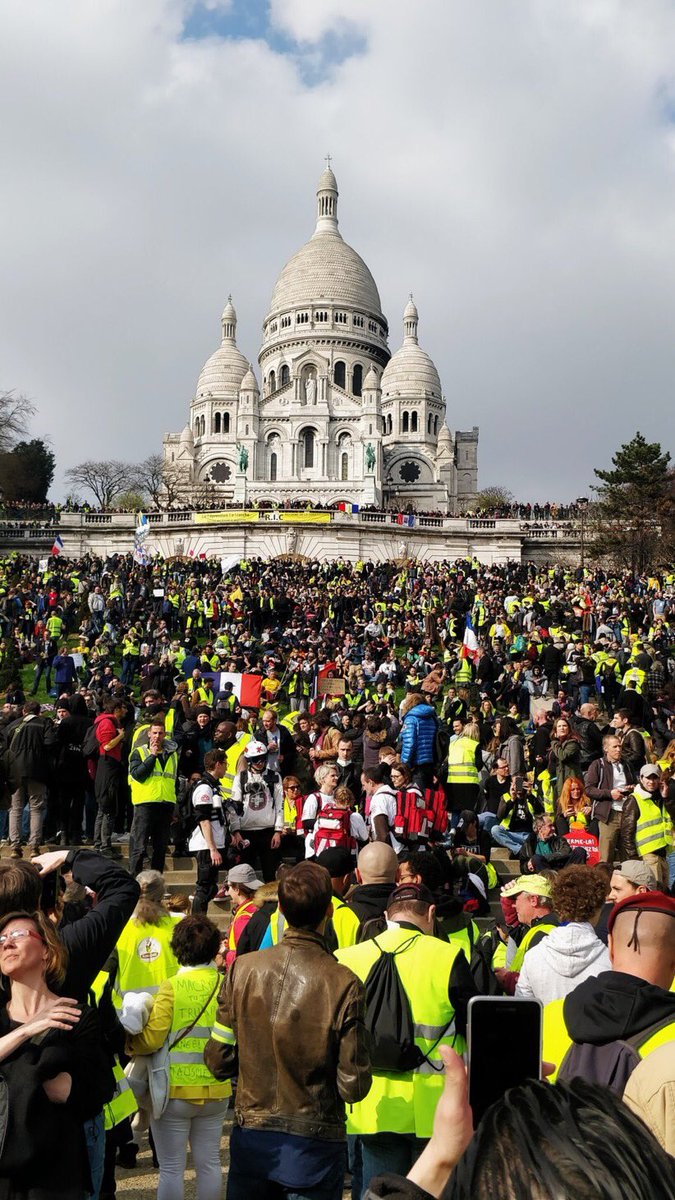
[363, 935, 453, 1073]
[468, 927, 502, 997]
[82, 720, 100, 760]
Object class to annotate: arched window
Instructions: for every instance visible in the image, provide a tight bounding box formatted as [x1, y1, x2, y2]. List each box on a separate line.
[301, 428, 315, 469]
[352, 364, 363, 396]
[214, 412, 221, 434]
[269, 369, 276, 393]
[427, 414, 432, 435]
[270, 452, 277, 482]
[402, 411, 409, 433]
[341, 452, 349, 481]
[334, 361, 346, 388]
[280, 364, 290, 387]
[223, 412, 230, 434]
[434, 416, 439, 435]
[411, 412, 418, 433]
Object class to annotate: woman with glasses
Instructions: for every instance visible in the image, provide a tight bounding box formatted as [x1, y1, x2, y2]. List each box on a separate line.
[281, 775, 305, 863]
[0, 910, 113, 1199]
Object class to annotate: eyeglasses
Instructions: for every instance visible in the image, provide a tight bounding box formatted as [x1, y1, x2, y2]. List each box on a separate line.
[286, 785, 301, 792]
[0, 929, 44, 948]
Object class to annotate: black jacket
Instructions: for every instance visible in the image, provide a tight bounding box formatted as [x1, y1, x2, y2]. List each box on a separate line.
[5, 715, 57, 786]
[559, 970, 675, 1094]
[519, 832, 575, 873]
[575, 717, 603, 768]
[345, 882, 395, 928]
[0, 1004, 114, 1193]
[59, 850, 140, 1000]
[584, 756, 637, 823]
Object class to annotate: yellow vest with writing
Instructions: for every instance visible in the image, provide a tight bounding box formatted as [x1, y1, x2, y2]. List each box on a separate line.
[168, 966, 231, 1097]
[113, 915, 183, 1006]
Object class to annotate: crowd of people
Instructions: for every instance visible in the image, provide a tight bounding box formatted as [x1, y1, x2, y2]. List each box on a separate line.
[0, 549, 671, 1197]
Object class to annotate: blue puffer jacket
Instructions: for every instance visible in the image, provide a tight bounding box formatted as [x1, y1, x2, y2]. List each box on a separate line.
[400, 703, 438, 766]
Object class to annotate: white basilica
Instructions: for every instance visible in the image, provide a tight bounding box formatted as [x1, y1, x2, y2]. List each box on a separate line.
[163, 166, 478, 513]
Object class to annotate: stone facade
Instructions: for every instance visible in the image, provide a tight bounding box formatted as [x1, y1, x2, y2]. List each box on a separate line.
[164, 166, 479, 513]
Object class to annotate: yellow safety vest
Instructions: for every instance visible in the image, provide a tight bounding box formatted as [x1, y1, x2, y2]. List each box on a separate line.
[446, 738, 479, 786]
[335, 929, 467, 1137]
[167, 967, 231, 1096]
[130, 746, 178, 806]
[535, 769, 555, 816]
[510, 918, 558, 974]
[221, 736, 250, 802]
[105, 1060, 137, 1130]
[634, 789, 673, 857]
[112, 915, 183, 1007]
[330, 895, 360, 950]
[544, 997, 675, 1084]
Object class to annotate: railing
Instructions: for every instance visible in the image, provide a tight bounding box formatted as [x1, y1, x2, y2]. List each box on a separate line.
[467, 519, 496, 530]
[360, 512, 386, 523]
[167, 511, 192, 523]
[84, 513, 112, 524]
[418, 517, 444, 528]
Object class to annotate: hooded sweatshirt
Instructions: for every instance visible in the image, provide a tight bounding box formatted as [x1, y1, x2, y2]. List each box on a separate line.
[556, 970, 675, 1095]
[516, 922, 611, 1006]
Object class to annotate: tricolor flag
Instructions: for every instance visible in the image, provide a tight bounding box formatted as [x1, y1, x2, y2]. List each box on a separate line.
[462, 613, 480, 663]
[213, 672, 263, 710]
[338, 502, 360, 513]
[51, 535, 64, 557]
[396, 513, 416, 528]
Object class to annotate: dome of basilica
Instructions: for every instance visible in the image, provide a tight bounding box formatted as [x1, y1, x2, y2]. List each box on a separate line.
[381, 299, 442, 400]
[266, 168, 384, 320]
[195, 297, 249, 399]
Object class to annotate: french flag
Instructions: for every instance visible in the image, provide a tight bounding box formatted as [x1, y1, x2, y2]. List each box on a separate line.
[462, 613, 480, 663]
[213, 672, 263, 709]
[338, 502, 359, 513]
[51, 535, 64, 557]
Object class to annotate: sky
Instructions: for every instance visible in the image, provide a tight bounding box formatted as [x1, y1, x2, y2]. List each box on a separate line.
[1, 0, 675, 502]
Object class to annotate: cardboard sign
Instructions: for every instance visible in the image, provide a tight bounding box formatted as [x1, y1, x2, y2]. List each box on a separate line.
[564, 829, 601, 866]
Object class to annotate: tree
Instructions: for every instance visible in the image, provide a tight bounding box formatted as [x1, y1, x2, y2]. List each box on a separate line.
[134, 453, 184, 508]
[591, 432, 672, 572]
[64, 460, 136, 509]
[0, 439, 55, 503]
[116, 489, 148, 512]
[0, 391, 35, 453]
[474, 486, 515, 511]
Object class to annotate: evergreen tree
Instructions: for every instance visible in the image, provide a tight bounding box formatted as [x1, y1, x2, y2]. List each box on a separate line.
[592, 432, 672, 573]
[0, 439, 55, 503]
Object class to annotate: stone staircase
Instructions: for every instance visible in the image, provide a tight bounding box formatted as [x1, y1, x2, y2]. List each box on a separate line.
[5, 842, 522, 935]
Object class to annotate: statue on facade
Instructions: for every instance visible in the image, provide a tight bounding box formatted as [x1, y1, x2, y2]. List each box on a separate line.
[365, 442, 376, 472]
[304, 375, 316, 405]
[238, 444, 249, 474]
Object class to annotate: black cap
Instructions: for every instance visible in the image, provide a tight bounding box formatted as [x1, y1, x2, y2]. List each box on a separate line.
[316, 847, 354, 877]
[388, 883, 435, 907]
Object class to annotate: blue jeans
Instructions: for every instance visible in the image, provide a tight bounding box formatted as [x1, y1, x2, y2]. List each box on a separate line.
[668, 850, 675, 888]
[491, 825, 529, 855]
[84, 1111, 105, 1200]
[359, 1132, 427, 1199]
[478, 812, 498, 834]
[227, 1170, 343, 1200]
[347, 1134, 362, 1200]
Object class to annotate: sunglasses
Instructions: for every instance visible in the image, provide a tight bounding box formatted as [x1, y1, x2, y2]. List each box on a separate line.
[0, 929, 44, 948]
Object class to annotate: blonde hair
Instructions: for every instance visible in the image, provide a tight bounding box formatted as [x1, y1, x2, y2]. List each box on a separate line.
[133, 870, 171, 926]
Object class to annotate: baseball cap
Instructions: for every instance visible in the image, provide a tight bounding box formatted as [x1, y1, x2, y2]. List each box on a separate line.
[387, 883, 435, 907]
[615, 861, 657, 890]
[608, 890, 675, 936]
[226, 863, 262, 890]
[501, 874, 553, 900]
[640, 765, 662, 779]
[316, 847, 354, 877]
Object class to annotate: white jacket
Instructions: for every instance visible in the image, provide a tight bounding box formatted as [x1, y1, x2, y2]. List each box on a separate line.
[515, 922, 611, 1006]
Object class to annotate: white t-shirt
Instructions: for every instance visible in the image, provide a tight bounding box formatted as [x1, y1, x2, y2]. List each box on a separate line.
[188, 780, 226, 852]
[368, 785, 403, 854]
[231, 768, 283, 832]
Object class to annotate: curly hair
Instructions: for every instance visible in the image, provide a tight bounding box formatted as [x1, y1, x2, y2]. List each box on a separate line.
[552, 865, 608, 924]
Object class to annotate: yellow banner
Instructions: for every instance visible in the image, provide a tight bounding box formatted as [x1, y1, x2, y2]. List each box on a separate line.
[279, 512, 332, 524]
[194, 510, 260, 525]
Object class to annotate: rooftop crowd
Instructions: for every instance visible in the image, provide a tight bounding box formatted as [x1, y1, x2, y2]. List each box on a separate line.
[0, 549, 672, 1198]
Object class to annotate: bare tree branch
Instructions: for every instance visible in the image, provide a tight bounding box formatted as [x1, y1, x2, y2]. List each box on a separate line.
[64, 460, 136, 509]
[0, 392, 36, 453]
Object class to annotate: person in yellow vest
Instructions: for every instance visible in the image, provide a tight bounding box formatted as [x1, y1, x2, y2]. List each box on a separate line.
[107, 869, 182, 1010]
[90, 964, 139, 1190]
[316, 846, 361, 949]
[446, 720, 481, 817]
[494, 874, 559, 995]
[126, 914, 231, 1200]
[128, 718, 179, 877]
[620, 764, 673, 890]
[224, 863, 262, 967]
[335, 882, 473, 1196]
[543, 892, 675, 1094]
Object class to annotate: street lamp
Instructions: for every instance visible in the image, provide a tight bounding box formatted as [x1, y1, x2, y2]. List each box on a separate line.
[577, 496, 589, 571]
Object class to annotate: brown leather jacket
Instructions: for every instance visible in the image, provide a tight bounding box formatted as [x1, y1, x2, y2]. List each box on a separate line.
[204, 927, 372, 1140]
